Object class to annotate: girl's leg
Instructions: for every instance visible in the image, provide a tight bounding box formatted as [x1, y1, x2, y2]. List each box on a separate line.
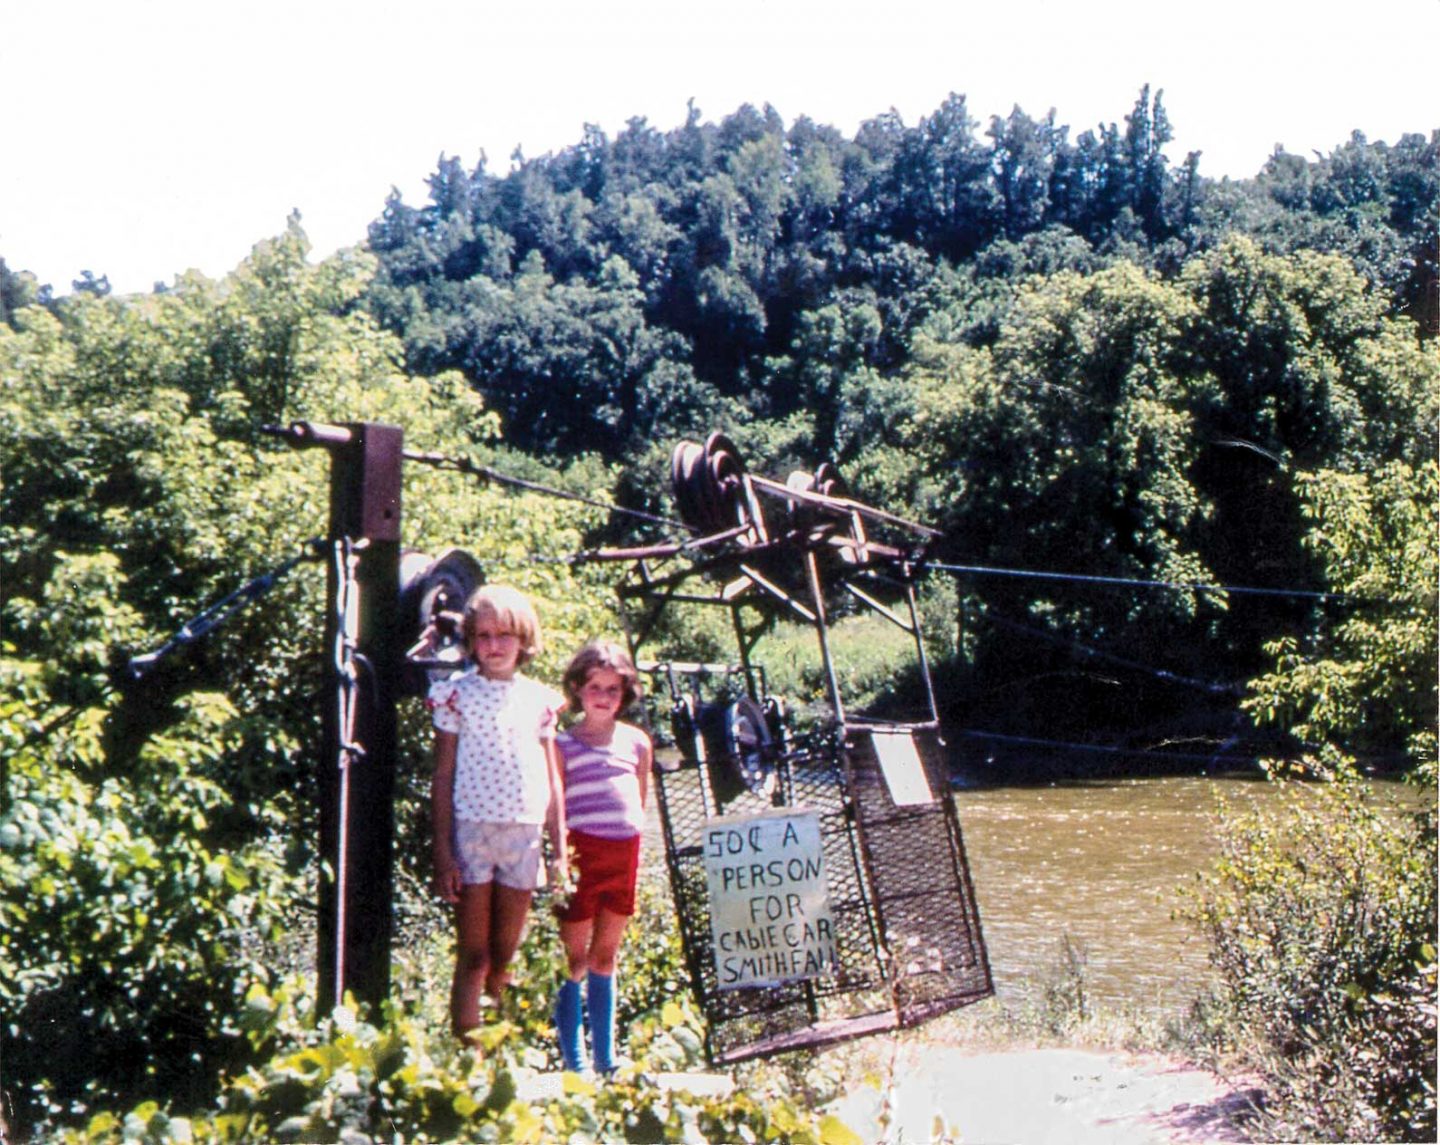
[484, 883, 534, 1002]
[555, 918, 594, 1071]
[451, 882, 495, 1036]
[559, 917, 595, 980]
[585, 908, 630, 976]
[586, 969, 617, 1074]
[586, 909, 632, 1073]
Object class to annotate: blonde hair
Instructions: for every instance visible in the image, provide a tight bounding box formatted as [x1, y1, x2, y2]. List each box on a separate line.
[562, 639, 642, 711]
[463, 584, 543, 667]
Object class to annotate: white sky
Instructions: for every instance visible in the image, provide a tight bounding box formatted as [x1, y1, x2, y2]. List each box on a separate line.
[4, 0, 1436, 296]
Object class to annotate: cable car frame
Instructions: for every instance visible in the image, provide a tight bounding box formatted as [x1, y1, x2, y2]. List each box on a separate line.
[590, 433, 993, 1064]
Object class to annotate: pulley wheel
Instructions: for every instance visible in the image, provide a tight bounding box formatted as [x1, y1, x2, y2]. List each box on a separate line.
[813, 460, 849, 501]
[699, 696, 776, 805]
[725, 695, 775, 797]
[813, 460, 863, 564]
[670, 432, 753, 537]
[670, 440, 708, 532]
[703, 431, 750, 538]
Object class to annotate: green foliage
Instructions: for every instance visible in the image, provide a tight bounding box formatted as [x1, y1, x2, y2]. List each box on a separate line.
[0, 224, 618, 1136]
[1181, 237, 1437, 474]
[1178, 443, 1438, 1140]
[830, 235, 1438, 760]
[49, 878, 857, 1145]
[2, 660, 305, 1129]
[1181, 776, 1436, 1141]
[1244, 460, 1439, 771]
[365, 98, 1435, 469]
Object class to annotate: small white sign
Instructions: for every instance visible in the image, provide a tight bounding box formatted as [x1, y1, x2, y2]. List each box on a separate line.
[703, 810, 838, 990]
[870, 730, 936, 805]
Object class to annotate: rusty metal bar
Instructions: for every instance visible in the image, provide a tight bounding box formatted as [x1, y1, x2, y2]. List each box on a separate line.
[842, 582, 915, 632]
[737, 563, 818, 622]
[749, 473, 941, 537]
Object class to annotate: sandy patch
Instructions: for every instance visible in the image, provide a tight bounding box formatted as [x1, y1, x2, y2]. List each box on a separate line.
[828, 1045, 1256, 1144]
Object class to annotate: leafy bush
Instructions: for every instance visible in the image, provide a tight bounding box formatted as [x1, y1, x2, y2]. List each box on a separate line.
[1182, 771, 1437, 1142]
[0, 230, 621, 1139]
[46, 877, 863, 1145]
[1, 661, 307, 1134]
[1178, 456, 1439, 1141]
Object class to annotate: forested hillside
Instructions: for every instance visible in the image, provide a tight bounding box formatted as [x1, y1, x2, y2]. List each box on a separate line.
[358, 87, 1438, 769]
[3, 89, 1436, 767]
[362, 88, 1437, 459]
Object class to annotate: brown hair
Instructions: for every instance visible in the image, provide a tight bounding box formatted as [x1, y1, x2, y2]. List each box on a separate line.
[462, 584, 543, 666]
[562, 639, 642, 711]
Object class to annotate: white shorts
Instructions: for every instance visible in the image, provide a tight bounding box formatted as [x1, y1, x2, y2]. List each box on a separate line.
[453, 820, 544, 890]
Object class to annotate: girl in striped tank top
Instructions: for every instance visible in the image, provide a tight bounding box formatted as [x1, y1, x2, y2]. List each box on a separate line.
[552, 639, 653, 1076]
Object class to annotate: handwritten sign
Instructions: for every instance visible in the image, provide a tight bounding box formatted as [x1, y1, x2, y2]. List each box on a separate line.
[703, 810, 838, 989]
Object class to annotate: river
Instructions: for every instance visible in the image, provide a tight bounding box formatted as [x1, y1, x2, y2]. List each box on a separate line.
[953, 772, 1429, 1015]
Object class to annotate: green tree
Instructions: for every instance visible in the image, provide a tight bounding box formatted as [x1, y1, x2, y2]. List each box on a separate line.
[1123, 85, 1174, 238]
[0, 257, 49, 326]
[987, 106, 1061, 240]
[0, 224, 616, 1134]
[1185, 459, 1437, 1142]
[1244, 462, 1439, 769]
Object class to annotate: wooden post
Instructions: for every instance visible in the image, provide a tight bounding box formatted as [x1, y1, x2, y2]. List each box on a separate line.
[313, 421, 403, 1014]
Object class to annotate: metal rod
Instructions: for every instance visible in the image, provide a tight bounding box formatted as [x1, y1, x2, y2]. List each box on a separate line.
[804, 550, 846, 726]
[842, 582, 914, 632]
[262, 420, 356, 449]
[905, 578, 941, 726]
[749, 473, 941, 537]
[737, 564, 818, 622]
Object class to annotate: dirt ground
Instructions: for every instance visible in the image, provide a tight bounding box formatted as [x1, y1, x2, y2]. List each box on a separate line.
[517, 1043, 1258, 1143]
[826, 1044, 1258, 1145]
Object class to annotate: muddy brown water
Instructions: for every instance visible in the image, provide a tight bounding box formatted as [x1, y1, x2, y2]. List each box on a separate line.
[953, 773, 1429, 1014]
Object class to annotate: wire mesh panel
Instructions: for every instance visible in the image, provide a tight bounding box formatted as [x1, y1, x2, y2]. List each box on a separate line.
[842, 726, 992, 1023]
[654, 724, 991, 1063]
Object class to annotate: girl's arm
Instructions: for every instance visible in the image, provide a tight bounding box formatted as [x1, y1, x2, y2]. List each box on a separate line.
[635, 726, 653, 812]
[430, 730, 461, 903]
[543, 736, 569, 881]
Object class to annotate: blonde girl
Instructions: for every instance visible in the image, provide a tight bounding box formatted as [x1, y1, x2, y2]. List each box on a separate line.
[428, 585, 567, 1041]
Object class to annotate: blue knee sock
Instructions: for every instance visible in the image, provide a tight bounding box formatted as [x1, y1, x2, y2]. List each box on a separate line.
[555, 978, 585, 1071]
[587, 971, 616, 1073]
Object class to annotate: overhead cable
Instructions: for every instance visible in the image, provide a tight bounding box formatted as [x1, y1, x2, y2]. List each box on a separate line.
[931, 560, 1360, 602]
[956, 728, 1412, 769]
[403, 448, 689, 531]
[981, 611, 1242, 695]
[956, 728, 1266, 765]
[126, 539, 326, 679]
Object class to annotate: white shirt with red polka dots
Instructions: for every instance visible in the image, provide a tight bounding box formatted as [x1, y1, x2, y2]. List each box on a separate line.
[428, 671, 562, 824]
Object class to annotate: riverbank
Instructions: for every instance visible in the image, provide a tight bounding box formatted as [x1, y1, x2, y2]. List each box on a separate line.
[512, 1043, 1253, 1144]
[826, 1044, 1255, 1144]
[796, 999, 1260, 1144]
[514, 1040, 1256, 1144]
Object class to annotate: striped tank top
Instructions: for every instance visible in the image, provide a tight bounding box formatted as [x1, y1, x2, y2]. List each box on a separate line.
[556, 724, 647, 839]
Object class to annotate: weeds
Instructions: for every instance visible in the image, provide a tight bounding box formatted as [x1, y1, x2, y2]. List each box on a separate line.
[1179, 768, 1437, 1142]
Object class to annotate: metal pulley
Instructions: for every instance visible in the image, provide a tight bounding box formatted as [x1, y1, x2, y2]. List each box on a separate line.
[671, 432, 757, 540]
[398, 547, 484, 694]
[785, 460, 867, 563]
[697, 695, 779, 806]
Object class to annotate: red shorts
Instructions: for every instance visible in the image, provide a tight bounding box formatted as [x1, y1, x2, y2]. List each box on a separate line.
[556, 830, 641, 922]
